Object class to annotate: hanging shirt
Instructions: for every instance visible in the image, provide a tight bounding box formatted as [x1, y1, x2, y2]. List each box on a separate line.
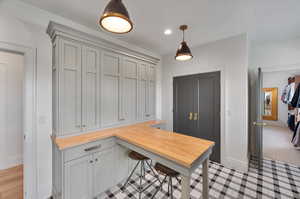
[291, 83, 300, 107]
[288, 82, 296, 104]
[281, 84, 290, 104]
[292, 122, 300, 147]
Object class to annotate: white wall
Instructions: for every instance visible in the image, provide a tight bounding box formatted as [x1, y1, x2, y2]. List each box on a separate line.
[0, 0, 161, 198]
[0, 51, 24, 170]
[161, 34, 249, 171]
[250, 37, 300, 69]
[263, 70, 300, 127]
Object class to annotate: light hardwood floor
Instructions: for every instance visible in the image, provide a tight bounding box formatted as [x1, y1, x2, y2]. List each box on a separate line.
[0, 165, 23, 199]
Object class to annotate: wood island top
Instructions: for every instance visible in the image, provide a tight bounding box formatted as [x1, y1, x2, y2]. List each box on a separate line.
[53, 121, 215, 168]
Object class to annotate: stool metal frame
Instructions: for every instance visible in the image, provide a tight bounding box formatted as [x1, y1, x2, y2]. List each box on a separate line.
[122, 159, 161, 199]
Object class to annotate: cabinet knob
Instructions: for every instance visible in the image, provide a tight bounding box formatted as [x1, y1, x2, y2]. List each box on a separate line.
[82, 124, 86, 128]
[95, 158, 98, 162]
[89, 160, 93, 163]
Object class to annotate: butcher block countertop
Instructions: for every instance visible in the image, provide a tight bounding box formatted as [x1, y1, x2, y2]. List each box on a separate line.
[53, 121, 215, 167]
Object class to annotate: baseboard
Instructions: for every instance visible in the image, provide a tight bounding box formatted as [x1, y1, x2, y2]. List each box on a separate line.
[223, 156, 248, 172]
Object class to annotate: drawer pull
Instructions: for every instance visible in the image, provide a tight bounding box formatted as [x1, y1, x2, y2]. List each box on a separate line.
[84, 144, 101, 152]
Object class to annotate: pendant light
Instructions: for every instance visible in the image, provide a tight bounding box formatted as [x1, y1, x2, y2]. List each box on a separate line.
[175, 25, 193, 61]
[99, 0, 133, 34]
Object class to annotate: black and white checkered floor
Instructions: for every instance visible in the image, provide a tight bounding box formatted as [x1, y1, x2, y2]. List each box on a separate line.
[100, 158, 300, 198]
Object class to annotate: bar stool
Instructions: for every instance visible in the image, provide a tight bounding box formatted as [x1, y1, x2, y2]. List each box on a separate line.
[122, 151, 160, 199]
[151, 163, 181, 199]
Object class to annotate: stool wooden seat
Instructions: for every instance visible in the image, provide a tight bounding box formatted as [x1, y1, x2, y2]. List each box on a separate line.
[155, 163, 179, 177]
[152, 163, 181, 199]
[129, 151, 149, 161]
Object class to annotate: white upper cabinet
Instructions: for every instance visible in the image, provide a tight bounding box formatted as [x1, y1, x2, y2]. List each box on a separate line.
[148, 64, 156, 119]
[138, 62, 148, 121]
[50, 24, 158, 137]
[82, 46, 101, 131]
[138, 62, 156, 120]
[60, 39, 82, 136]
[122, 58, 138, 123]
[102, 52, 121, 127]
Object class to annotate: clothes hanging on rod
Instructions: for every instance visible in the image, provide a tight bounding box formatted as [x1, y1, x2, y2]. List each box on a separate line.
[282, 82, 295, 104]
[291, 83, 300, 108]
[292, 122, 300, 147]
[288, 114, 296, 132]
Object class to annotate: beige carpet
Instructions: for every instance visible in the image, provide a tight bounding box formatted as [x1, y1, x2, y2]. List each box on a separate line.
[263, 125, 300, 166]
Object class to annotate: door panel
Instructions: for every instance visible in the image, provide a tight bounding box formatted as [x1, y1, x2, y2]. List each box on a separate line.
[82, 47, 100, 131]
[138, 63, 148, 121]
[122, 59, 138, 123]
[102, 53, 121, 127]
[148, 81, 156, 119]
[64, 156, 92, 199]
[60, 40, 82, 136]
[173, 77, 196, 136]
[138, 79, 147, 121]
[253, 68, 264, 167]
[102, 75, 120, 126]
[194, 73, 221, 162]
[173, 72, 221, 163]
[93, 148, 115, 196]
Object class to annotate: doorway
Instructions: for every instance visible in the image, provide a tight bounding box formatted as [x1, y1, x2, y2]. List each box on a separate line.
[173, 71, 221, 163]
[0, 50, 24, 198]
[252, 68, 300, 166]
[262, 70, 300, 165]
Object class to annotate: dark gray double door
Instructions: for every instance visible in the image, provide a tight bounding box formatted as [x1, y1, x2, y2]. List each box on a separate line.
[173, 71, 221, 163]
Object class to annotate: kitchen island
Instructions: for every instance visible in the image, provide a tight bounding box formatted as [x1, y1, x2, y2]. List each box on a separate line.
[52, 121, 214, 199]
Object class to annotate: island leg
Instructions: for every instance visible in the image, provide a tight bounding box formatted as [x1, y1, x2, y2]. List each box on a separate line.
[181, 174, 191, 199]
[202, 158, 209, 199]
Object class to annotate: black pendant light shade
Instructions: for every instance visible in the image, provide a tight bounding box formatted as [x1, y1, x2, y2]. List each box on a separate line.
[99, 0, 133, 34]
[175, 25, 193, 61]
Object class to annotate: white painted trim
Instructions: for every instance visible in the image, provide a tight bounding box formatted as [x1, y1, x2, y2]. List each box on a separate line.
[224, 157, 248, 172]
[170, 68, 226, 166]
[0, 41, 37, 199]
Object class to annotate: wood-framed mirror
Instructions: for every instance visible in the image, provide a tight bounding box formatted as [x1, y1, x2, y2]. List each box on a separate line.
[263, 88, 278, 121]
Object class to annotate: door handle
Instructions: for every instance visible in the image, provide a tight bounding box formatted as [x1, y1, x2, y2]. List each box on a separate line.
[194, 113, 198, 120]
[188, 112, 193, 120]
[84, 144, 102, 152]
[253, 122, 267, 126]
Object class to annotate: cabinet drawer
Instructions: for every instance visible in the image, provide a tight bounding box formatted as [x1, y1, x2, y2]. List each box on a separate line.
[64, 138, 115, 162]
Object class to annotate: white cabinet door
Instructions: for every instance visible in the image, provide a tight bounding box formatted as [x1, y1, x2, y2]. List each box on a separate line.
[114, 145, 130, 183]
[102, 52, 121, 127]
[147, 65, 156, 119]
[60, 39, 82, 136]
[82, 46, 101, 131]
[64, 156, 93, 199]
[138, 63, 148, 121]
[93, 147, 115, 196]
[122, 58, 138, 123]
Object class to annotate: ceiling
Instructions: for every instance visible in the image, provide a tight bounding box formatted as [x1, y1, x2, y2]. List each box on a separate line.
[20, 0, 300, 55]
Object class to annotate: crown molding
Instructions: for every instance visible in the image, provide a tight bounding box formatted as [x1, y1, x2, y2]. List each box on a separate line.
[47, 21, 160, 64]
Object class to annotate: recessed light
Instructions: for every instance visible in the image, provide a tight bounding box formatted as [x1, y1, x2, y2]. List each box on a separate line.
[164, 29, 172, 35]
